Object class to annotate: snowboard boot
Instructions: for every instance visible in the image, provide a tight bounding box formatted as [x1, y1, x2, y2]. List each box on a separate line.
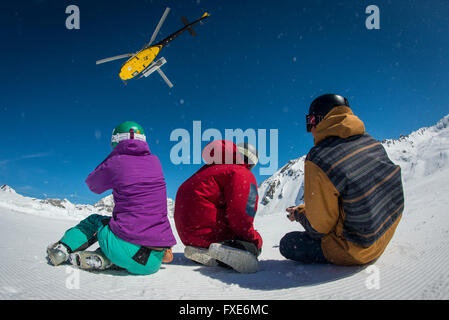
[47, 242, 70, 266]
[208, 243, 259, 273]
[69, 249, 113, 271]
[184, 246, 218, 267]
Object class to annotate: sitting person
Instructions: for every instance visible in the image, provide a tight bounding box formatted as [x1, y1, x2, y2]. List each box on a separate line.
[46, 121, 176, 275]
[280, 94, 404, 265]
[174, 140, 263, 273]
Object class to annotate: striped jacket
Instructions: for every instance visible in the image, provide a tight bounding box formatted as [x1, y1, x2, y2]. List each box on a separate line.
[300, 106, 404, 265]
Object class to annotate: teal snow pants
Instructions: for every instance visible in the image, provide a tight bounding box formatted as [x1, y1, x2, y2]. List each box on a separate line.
[60, 214, 164, 275]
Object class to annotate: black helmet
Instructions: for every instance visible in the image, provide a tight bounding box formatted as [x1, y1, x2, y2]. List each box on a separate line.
[306, 94, 349, 132]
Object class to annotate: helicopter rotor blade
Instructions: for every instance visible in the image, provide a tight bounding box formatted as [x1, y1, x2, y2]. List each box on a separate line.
[147, 7, 171, 47]
[96, 53, 135, 65]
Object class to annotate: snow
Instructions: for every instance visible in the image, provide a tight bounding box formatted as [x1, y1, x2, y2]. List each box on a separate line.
[0, 115, 448, 299]
[382, 114, 449, 182]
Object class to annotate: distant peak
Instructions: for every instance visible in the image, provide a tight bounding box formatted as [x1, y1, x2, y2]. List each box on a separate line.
[435, 114, 449, 131]
[94, 194, 115, 213]
[0, 185, 16, 194]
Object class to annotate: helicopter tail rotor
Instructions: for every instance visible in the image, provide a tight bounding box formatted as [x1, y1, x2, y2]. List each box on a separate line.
[181, 16, 197, 37]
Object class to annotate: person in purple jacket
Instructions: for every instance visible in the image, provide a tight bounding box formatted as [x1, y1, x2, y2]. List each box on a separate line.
[46, 121, 176, 275]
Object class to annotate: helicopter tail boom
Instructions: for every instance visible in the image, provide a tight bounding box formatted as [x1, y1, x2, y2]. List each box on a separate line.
[155, 12, 210, 48]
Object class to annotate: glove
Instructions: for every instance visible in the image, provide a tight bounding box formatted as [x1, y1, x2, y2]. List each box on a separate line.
[286, 204, 305, 221]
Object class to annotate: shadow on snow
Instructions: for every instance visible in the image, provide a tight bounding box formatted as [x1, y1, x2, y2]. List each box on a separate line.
[174, 253, 366, 290]
[54, 252, 366, 288]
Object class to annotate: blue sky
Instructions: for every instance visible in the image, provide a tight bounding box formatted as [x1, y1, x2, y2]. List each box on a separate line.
[1, 0, 448, 204]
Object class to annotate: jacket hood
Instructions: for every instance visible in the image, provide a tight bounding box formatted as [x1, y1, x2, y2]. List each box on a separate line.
[113, 139, 151, 156]
[202, 140, 246, 166]
[314, 106, 365, 145]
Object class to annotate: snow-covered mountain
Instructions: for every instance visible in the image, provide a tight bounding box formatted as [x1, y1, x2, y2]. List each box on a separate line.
[0, 185, 113, 221]
[258, 114, 449, 215]
[0, 184, 16, 194]
[0, 185, 175, 220]
[382, 114, 449, 182]
[92, 194, 115, 213]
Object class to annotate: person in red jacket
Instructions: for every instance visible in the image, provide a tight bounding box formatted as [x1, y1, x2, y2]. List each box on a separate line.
[174, 140, 262, 273]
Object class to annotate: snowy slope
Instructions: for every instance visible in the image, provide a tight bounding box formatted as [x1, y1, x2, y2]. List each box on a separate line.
[382, 114, 449, 182]
[0, 115, 448, 299]
[0, 167, 448, 299]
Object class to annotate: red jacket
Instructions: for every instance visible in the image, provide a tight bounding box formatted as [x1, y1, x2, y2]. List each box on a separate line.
[174, 140, 263, 250]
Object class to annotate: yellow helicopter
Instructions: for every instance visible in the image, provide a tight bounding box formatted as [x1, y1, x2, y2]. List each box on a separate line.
[96, 7, 210, 87]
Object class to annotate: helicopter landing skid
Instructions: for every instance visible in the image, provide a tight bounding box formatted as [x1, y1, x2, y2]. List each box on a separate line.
[136, 57, 173, 88]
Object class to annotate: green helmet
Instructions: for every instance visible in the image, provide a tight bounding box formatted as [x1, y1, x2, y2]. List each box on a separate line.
[111, 121, 146, 149]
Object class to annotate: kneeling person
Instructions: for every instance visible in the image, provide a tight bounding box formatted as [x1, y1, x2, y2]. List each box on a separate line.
[46, 121, 176, 275]
[174, 140, 263, 273]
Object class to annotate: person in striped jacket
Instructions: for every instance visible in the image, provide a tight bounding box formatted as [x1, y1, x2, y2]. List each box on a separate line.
[280, 94, 404, 265]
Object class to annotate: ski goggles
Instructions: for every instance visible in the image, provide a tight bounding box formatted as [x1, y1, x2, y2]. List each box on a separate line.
[111, 131, 146, 147]
[306, 114, 324, 132]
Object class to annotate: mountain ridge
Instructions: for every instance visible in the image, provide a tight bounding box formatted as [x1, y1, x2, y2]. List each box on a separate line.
[0, 185, 175, 219]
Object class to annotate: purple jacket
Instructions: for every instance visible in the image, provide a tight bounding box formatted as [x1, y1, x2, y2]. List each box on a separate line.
[85, 139, 176, 247]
